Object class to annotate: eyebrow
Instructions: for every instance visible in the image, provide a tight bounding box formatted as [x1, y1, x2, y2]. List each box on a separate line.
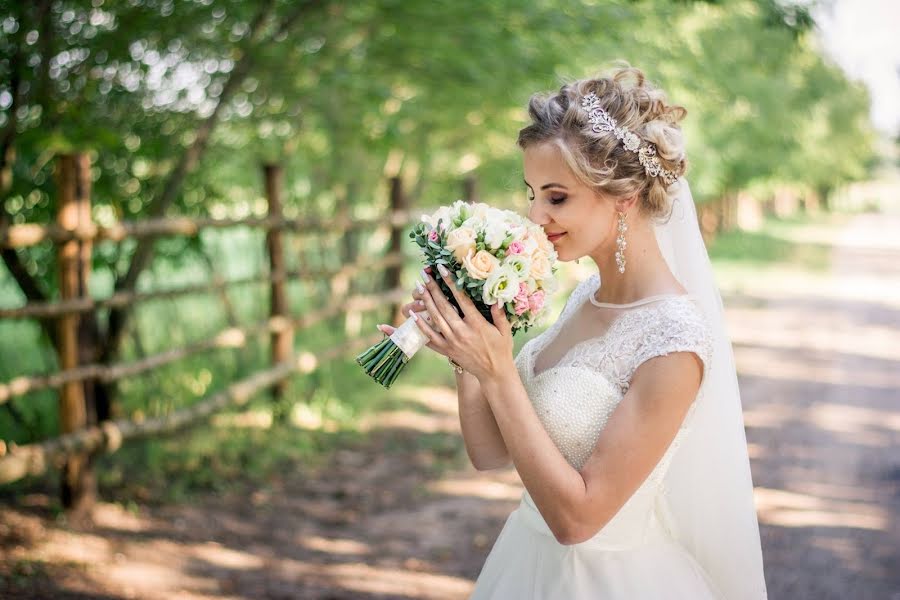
[523, 179, 569, 190]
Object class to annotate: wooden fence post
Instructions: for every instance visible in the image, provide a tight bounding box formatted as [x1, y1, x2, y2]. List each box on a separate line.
[264, 164, 292, 420]
[385, 176, 406, 326]
[56, 153, 95, 514]
[463, 175, 478, 204]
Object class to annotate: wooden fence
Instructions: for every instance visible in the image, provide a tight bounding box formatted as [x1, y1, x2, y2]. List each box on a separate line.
[0, 154, 810, 512]
[0, 153, 453, 512]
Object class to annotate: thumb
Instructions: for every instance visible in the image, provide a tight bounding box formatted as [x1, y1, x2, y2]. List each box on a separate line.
[377, 323, 395, 335]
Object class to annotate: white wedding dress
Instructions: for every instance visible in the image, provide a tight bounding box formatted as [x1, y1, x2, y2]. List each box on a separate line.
[469, 272, 727, 599]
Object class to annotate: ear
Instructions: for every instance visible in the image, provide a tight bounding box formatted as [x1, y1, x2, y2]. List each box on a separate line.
[615, 193, 640, 215]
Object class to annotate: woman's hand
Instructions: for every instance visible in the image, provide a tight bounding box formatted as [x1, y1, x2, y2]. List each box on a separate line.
[410, 263, 515, 382]
[375, 280, 446, 352]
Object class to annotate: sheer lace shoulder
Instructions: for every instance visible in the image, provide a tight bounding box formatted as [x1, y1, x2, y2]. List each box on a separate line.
[551, 292, 713, 396]
[623, 297, 714, 389]
[514, 274, 714, 477]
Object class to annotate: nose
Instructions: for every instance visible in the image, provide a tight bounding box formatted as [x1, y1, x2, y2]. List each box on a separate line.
[528, 201, 551, 226]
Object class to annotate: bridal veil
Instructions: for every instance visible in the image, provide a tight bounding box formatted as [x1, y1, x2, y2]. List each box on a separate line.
[652, 177, 769, 599]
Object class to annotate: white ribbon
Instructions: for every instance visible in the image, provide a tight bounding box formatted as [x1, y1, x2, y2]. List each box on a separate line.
[389, 310, 433, 359]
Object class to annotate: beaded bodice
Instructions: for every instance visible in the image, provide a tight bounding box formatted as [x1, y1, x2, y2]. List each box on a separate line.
[513, 273, 713, 476]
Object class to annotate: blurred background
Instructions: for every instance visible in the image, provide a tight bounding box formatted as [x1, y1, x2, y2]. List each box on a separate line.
[0, 0, 898, 598]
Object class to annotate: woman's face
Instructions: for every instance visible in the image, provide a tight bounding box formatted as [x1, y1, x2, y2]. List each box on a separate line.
[522, 141, 617, 263]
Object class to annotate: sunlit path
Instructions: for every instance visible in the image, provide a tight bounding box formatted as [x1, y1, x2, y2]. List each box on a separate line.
[730, 213, 900, 598]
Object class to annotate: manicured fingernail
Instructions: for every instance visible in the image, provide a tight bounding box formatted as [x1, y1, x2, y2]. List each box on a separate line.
[415, 282, 425, 294]
[421, 268, 431, 282]
[437, 263, 449, 277]
[411, 311, 419, 321]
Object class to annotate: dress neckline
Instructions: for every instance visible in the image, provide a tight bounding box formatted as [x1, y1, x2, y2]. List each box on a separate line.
[589, 293, 686, 309]
[588, 277, 688, 309]
[528, 275, 691, 380]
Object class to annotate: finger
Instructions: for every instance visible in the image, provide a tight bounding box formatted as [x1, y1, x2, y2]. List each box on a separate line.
[420, 268, 463, 330]
[411, 309, 450, 353]
[491, 301, 512, 336]
[435, 263, 479, 321]
[401, 299, 425, 318]
[418, 273, 458, 337]
[378, 322, 444, 353]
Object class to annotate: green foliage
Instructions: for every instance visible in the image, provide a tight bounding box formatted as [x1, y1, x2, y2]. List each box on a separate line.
[0, 0, 882, 500]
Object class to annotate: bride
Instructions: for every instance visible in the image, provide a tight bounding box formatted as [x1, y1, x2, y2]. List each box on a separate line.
[378, 64, 767, 599]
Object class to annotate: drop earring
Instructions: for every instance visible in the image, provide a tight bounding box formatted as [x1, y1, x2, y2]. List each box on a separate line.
[615, 211, 627, 274]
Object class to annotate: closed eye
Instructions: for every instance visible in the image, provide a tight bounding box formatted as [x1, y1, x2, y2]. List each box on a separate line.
[526, 192, 567, 205]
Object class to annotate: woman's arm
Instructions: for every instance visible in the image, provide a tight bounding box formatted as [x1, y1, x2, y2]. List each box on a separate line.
[480, 350, 703, 545]
[378, 292, 510, 471]
[455, 369, 511, 471]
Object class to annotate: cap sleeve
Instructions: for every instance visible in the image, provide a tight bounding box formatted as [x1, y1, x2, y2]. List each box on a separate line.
[625, 298, 714, 389]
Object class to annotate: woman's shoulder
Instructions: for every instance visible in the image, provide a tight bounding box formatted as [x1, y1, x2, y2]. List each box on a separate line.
[627, 295, 714, 372]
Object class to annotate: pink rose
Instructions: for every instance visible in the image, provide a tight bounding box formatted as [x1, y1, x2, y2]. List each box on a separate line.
[516, 282, 529, 300]
[428, 230, 439, 242]
[514, 296, 530, 315]
[506, 241, 525, 256]
[528, 290, 545, 312]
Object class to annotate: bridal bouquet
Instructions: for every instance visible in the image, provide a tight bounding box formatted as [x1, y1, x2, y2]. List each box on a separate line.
[356, 199, 560, 388]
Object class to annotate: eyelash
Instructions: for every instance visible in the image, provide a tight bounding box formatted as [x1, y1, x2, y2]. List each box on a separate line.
[527, 192, 567, 205]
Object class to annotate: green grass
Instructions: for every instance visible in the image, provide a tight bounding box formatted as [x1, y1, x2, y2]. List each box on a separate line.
[707, 216, 838, 271]
[707, 212, 850, 296]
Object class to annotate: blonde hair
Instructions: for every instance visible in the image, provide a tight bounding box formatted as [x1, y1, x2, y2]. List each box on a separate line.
[517, 63, 688, 219]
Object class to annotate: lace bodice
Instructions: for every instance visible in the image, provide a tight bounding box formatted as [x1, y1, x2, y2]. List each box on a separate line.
[513, 273, 713, 478]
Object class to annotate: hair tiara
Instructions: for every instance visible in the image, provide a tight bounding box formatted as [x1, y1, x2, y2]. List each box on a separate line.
[579, 91, 679, 186]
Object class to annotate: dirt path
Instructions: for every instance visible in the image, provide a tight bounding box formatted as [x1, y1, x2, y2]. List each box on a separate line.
[2, 213, 898, 599]
[729, 212, 900, 599]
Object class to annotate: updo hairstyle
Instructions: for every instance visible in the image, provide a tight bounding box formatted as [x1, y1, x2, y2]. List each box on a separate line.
[517, 63, 688, 220]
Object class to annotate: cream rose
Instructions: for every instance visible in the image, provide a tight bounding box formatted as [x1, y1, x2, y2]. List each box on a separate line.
[463, 248, 500, 280]
[446, 226, 476, 263]
[529, 248, 553, 280]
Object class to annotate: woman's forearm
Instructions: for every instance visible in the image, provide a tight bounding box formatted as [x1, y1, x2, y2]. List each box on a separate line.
[481, 365, 587, 544]
[455, 369, 511, 470]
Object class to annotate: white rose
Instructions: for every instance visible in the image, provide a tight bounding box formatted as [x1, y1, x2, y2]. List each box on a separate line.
[482, 264, 520, 305]
[423, 206, 454, 231]
[504, 254, 532, 280]
[471, 203, 490, 221]
[519, 234, 539, 256]
[507, 223, 527, 239]
[487, 207, 507, 223]
[483, 220, 508, 250]
[450, 199, 471, 223]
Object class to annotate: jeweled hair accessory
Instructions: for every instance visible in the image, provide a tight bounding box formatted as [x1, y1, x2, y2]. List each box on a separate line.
[580, 91, 679, 186]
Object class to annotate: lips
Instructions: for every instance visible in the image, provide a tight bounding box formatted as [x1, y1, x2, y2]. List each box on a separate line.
[546, 232, 566, 242]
